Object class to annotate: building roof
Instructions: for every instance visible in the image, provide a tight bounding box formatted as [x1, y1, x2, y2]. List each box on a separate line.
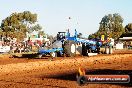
[119, 33, 132, 40]
[120, 33, 132, 38]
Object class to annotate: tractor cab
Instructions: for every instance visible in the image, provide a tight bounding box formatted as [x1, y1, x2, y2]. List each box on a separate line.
[57, 32, 66, 40]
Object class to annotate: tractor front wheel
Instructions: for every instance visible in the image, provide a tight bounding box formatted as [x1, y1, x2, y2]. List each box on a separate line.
[64, 41, 76, 57]
[50, 52, 57, 58]
[38, 54, 42, 59]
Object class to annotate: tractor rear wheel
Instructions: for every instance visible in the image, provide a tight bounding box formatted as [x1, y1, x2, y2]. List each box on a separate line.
[64, 40, 76, 57]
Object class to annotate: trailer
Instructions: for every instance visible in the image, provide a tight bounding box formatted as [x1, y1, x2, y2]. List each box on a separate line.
[38, 48, 63, 58]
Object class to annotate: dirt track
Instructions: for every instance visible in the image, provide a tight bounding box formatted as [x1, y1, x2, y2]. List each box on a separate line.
[0, 50, 132, 88]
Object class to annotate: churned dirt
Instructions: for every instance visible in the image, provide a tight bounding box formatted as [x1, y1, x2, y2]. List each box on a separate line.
[0, 50, 132, 88]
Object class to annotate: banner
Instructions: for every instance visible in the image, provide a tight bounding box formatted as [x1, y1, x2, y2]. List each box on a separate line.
[101, 35, 105, 41]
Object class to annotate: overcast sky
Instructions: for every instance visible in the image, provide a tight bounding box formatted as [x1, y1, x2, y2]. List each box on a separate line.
[0, 0, 132, 37]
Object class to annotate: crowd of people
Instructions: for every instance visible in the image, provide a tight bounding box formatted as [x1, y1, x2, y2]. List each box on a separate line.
[0, 37, 47, 53]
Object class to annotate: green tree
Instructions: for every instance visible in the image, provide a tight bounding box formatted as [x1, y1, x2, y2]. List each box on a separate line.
[88, 34, 96, 39]
[1, 11, 38, 41]
[89, 13, 124, 40]
[38, 31, 45, 37]
[125, 23, 132, 33]
[28, 24, 42, 33]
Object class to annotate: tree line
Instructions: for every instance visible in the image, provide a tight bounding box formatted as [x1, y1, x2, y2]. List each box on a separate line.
[88, 13, 132, 40]
[0, 11, 44, 41]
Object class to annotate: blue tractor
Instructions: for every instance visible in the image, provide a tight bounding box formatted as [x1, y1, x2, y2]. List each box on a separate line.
[38, 29, 102, 58]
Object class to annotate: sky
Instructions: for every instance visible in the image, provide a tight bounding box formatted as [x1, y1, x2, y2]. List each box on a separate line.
[0, 0, 132, 37]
